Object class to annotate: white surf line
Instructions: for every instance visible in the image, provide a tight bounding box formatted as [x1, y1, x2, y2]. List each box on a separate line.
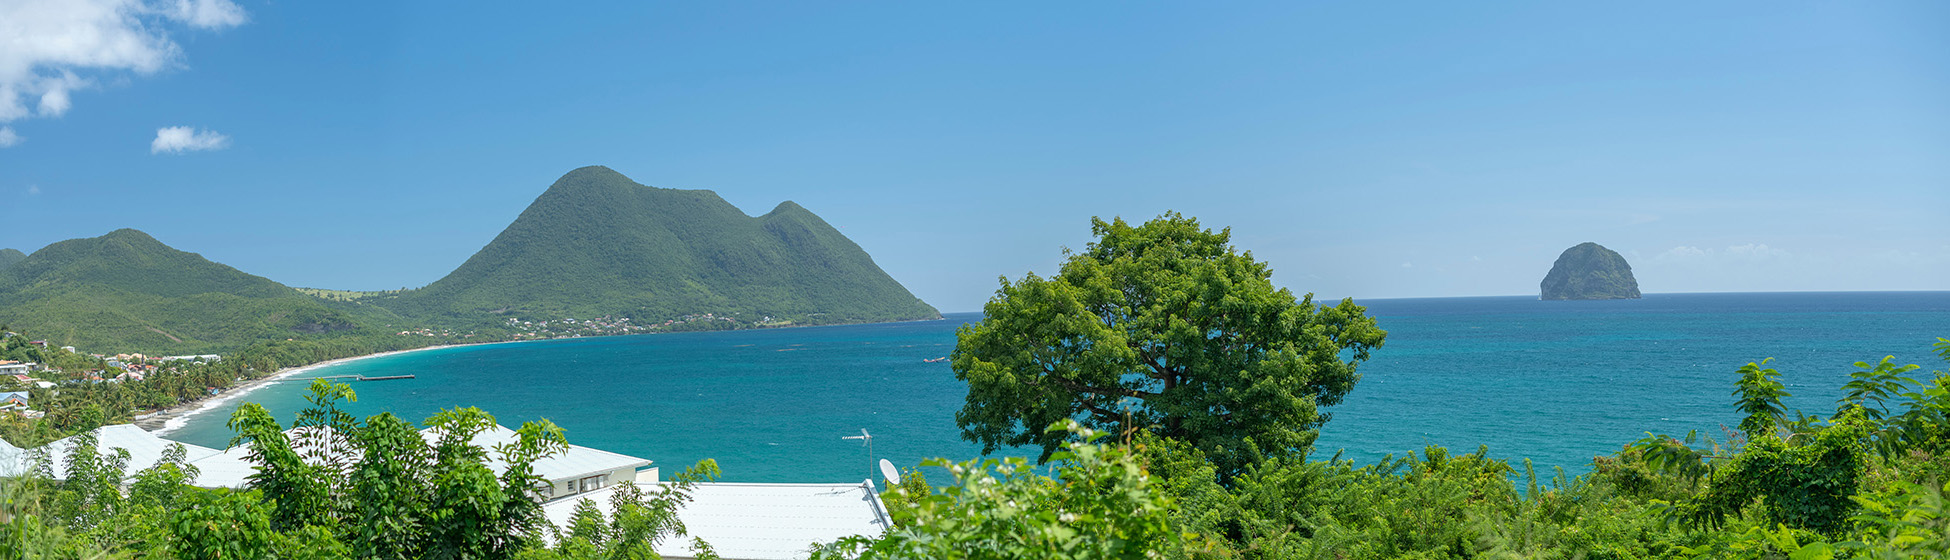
[151, 345, 456, 435]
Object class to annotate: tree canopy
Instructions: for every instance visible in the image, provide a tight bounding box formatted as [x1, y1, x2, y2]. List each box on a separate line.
[951, 212, 1386, 476]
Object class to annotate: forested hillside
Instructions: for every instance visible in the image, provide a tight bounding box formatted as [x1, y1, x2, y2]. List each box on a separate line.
[0, 248, 24, 272]
[379, 166, 939, 326]
[0, 229, 403, 354]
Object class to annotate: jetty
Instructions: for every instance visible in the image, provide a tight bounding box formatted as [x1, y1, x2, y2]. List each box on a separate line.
[312, 374, 417, 382]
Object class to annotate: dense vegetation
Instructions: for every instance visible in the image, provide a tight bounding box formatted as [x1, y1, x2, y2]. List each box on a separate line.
[1, 381, 725, 559]
[807, 340, 1950, 559]
[0, 326, 471, 447]
[0, 230, 407, 354]
[1540, 242, 1642, 300]
[954, 213, 1386, 477]
[0, 249, 24, 273]
[378, 166, 940, 327]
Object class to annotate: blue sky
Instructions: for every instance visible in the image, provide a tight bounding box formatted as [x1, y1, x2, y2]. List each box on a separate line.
[2, 1, 1946, 312]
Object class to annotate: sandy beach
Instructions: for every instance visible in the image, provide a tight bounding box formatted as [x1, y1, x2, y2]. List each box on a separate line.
[135, 344, 465, 434]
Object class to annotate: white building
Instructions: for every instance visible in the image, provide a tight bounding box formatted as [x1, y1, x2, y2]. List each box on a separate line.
[35, 424, 223, 480]
[422, 424, 655, 500]
[189, 423, 655, 495]
[541, 480, 893, 560]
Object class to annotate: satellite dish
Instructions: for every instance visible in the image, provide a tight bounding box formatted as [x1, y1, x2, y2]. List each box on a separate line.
[879, 459, 900, 485]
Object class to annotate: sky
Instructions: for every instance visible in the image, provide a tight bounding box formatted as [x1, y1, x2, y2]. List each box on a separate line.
[1, 1, 1946, 313]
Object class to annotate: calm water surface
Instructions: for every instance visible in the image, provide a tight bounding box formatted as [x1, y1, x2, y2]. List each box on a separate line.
[167, 292, 1950, 482]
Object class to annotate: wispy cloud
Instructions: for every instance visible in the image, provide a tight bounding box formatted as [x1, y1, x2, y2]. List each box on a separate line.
[25, 185, 41, 195]
[0, 0, 247, 142]
[1653, 243, 1791, 263]
[151, 125, 228, 154]
[0, 126, 19, 148]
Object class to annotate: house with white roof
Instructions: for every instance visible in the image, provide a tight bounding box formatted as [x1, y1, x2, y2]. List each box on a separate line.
[0, 438, 29, 477]
[421, 424, 655, 501]
[36, 424, 223, 481]
[541, 480, 892, 560]
[192, 424, 656, 496]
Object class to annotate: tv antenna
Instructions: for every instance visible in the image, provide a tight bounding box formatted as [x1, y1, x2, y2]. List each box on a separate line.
[841, 429, 874, 481]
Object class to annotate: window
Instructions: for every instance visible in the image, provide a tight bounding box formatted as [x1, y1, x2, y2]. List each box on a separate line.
[579, 475, 604, 492]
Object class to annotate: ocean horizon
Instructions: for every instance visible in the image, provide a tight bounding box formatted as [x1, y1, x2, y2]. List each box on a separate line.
[164, 291, 1950, 483]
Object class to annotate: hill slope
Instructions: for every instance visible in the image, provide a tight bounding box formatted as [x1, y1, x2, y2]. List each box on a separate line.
[1540, 242, 1641, 300]
[385, 166, 938, 325]
[0, 229, 389, 353]
[0, 248, 24, 272]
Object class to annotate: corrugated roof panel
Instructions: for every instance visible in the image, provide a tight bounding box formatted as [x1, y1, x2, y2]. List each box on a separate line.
[543, 481, 892, 560]
[40, 424, 222, 480]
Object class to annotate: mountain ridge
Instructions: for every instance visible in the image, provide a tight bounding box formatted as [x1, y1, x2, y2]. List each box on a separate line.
[0, 229, 383, 353]
[387, 166, 939, 325]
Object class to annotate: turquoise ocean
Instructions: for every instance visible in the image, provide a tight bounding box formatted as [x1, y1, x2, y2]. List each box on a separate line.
[164, 292, 1950, 483]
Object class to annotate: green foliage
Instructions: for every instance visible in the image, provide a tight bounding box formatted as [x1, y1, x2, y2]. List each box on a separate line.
[878, 466, 932, 527]
[1679, 415, 1869, 534]
[1841, 357, 1923, 421]
[1736, 358, 1792, 437]
[529, 459, 722, 560]
[0, 248, 25, 273]
[0, 380, 719, 559]
[1848, 479, 1950, 559]
[170, 489, 278, 560]
[386, 165, 940, 327]
[0, 229, 400, 354]
[348, 412, 433, 560]
[953, 212, 1385, 477]
[813, 421, 1179, 560]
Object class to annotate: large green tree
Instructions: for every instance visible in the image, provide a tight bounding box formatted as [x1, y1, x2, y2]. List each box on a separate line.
[952, 212, 1386, 476]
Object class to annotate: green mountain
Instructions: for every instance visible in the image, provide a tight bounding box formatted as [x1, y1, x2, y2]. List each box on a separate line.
[384, 166, 938, 325]
[0, 229, 390, 354]
[1540, 242, 1641, 300]
[0, 248, 24, 272]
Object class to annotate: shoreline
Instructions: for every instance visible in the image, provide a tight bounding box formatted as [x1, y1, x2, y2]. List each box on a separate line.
[129, 314, 962, 435]
[136, 343, 468, 434]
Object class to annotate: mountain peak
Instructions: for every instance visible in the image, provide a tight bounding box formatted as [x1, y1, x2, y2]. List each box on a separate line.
[400, 167, 938, 324]
[766, 200, 809, 216]
[0, 248, 24, 272]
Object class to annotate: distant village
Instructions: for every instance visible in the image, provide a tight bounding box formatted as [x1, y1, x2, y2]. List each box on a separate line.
[2, 331, 230, 421]
[503, 312, 753, 339]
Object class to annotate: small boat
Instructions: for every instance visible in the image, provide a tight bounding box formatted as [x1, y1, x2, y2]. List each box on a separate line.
[922, 357, 948, 363]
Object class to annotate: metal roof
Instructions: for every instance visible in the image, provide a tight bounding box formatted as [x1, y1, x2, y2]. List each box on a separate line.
[39, 424, 222, 480]
[0, 438, 26, 477]
[421, 424, 651, 482]
[542, 481, 893, 560]
[189, 424, 651, 489]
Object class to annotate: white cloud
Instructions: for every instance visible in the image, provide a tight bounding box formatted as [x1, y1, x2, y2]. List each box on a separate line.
[1656, 246, 1709, 261]
[0, 0, 246, 132]
[150, 125, 227, 153]
[0, 126, 19, 147]
[26, 185, 41, 195]
[165, 0, 246, 28]
[1724, 243, 1789, 260]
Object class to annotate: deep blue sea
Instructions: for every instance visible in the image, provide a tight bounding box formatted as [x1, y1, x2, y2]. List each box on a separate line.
[165, 292, 1950, 483]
